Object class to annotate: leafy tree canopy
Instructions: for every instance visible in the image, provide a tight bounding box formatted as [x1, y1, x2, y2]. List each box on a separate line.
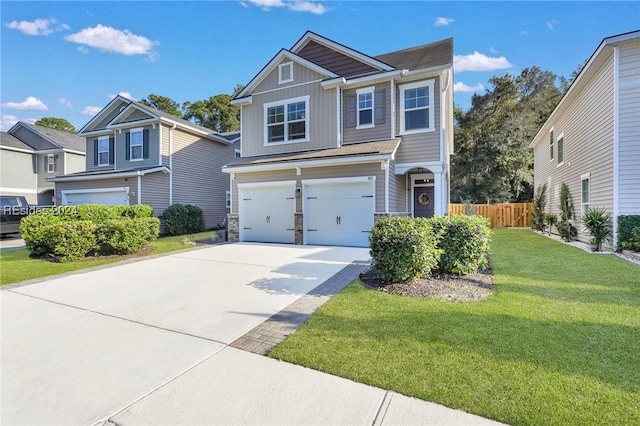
[139, 94, 184, 119]
[34, 117, 77, 134]
[183, 85, 244, 133]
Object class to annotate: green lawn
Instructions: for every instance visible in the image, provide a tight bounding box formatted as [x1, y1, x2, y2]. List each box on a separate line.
[0, 231, 217, 286]
[269, 229, 640, 425]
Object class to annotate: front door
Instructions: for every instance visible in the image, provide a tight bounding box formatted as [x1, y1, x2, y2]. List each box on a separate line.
[413, 186, 435, 218]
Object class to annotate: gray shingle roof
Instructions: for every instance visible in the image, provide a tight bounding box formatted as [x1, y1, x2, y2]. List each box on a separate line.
[0, 131, 34, 151]
[19, 122, 86, 152]
[375, 38, 453, 71]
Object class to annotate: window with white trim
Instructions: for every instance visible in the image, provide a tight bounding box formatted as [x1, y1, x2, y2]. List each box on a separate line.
[278, 62, 293, 84]
[581, 173, 590, 218]
[549, 128, 554, 161]
[557, 133, 564, 165]
[46, 154, 56, 173]
[400, 80, 435, 134]
[357, 87, 374, 128]
[264, 96, 309, 144]
[98, 136, 110, 166]
[130, 128, 143, 161]
[225, 191, 231, 209]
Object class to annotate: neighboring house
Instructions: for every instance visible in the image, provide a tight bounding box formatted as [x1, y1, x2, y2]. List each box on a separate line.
[529, 30, 640, 248]
[1, 122, 86, 205]
[223, 31, 454, 247]
[49, 95, 239, 229]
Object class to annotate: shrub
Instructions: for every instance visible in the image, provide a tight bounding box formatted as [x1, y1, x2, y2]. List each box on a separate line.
[430, 215, 491, 275]
[75, 204, 115, 222]
[163, 204, 205, 235]
[111, 204, 154, 218]
[43, 221, 97, 262]
[369, 217, 440, 283]
[19, 213, 65, 254]
[98, 217, 160, 255]
[532, 183, 548, 231]
[544, 213, 557, 235]
[617, 215, 640, 252]
[558, 183, 577, 241]
[582, 207, 611, 252]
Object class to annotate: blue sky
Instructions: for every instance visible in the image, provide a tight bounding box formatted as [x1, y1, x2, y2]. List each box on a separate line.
[1, 1, 638, 131]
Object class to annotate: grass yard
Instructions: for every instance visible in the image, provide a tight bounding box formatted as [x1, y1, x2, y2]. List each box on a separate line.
[0, 231, 217, 286]
[269, 229, 640, 425]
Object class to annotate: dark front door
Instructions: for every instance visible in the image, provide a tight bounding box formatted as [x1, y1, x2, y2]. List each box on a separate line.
[414, 186, 435, 218]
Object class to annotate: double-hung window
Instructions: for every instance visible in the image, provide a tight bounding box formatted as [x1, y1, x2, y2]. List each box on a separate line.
[356, 87, 374, 128]
[581, 173, 590, 218]
[264, 96, 309, 145]
[400, 80, 435, 134]
[549, 128, 554, 161]
[557, 133, 564, 166]
[46, 154, 56, 173]
[98, 136, 110, 166]
[130, 128, 143, 161]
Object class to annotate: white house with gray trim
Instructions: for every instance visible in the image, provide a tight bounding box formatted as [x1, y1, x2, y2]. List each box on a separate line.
[223, 31, 454, 247]
[50, 96, 239, 229]
[1, 122, 86, 205]
[529, 30, 640, 248]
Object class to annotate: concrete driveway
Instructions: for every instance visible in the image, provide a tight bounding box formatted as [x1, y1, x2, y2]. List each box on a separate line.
[1, 242, 502, 426]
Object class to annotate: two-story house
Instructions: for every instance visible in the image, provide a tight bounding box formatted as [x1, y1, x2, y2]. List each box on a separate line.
[223, 31, 453, 247]
[50, 95, 239, 229]
[529, 30, 640, 248]
[1, 122, 85, 205]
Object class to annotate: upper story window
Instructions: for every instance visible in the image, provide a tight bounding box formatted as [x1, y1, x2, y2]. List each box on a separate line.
[264, 96, 309, 145]
[549, 128, 554, 161]
[557, 132, 565, 166]
[400, 80, 435, 134]
[235, 149, 241, 159]
[581, 173, 590, 218]
[278, 62, 293, 84]
[130, 128, 143, 161]
[357, 87, 374, 129]
[98, 136, 110, 166]
[46, 154, 57, 173]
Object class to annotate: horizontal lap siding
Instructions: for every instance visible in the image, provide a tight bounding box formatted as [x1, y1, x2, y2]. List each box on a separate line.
[0, 150, 37, 204]
[140, 173, 169, 218]
[343, 82, 392, 144]
[171, 129, 235, 229]
[161, 123, 170, 167]
[65, 152, 86, 175]
[388, 161, 408, 213]
[618, 41, 640, 215]
[37, 153, 57, 190]
[242, 65, 337, 157]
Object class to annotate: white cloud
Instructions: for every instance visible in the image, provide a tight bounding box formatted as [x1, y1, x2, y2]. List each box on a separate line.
[453, 82, 486, 94]
[434, 17, 454, 27]
[547, 20, 557, 31]
[81, 106, 102, 116]
[58, 98, 73, 108]
[65, 24, 159, 60]
[1, 96, 48, 111]
[5, 18, 57, 36]
[1, 115, 36, 131]
[454, 52, 513, 72]
[247, 0, 328, 15]
[109, 91, 135, 101]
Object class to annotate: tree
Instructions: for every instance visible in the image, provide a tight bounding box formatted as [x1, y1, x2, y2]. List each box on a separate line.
[183, 85, 244, 132]
[34, 117, 77, 134]
[139, 94, 183, 118]
[451, 67, 563, 204]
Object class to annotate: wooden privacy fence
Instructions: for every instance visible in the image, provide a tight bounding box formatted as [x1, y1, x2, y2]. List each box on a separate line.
[449, 203, 533, 228]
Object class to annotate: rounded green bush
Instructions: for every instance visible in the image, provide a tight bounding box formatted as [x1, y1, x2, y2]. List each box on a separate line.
[163, 204, 205, 235]
[429, 214, 490, 275]
[19, 213, 65, 254]
[43, 221, 97, 262]
[369, 217, 441, 283]
[97, 217, 160, 255]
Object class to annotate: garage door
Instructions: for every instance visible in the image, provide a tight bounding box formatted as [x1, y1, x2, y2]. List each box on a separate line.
[238, 182, 295, 244]
[304, 178, 374, 247]
[63, 190, 129, 206]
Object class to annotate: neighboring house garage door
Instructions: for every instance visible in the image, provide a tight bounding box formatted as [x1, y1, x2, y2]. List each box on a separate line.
[238, 181, 296, 244]
[303, 177, 375, 248]
[62, 188, 129, 206]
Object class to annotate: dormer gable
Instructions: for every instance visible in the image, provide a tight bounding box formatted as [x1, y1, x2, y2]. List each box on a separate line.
[108, 103, 158, 127]
[78, 96, 132, 135]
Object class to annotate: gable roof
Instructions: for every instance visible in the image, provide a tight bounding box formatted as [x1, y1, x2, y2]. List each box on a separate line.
[6, 122, 85, 153]
[375, 38, 453, 71]
[529, 30, 640, 148]
[0, 131, 34, 152]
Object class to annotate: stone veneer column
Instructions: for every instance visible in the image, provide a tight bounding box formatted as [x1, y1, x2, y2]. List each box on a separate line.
[227, 213, 239, 242]
[294, 212, 303, 245]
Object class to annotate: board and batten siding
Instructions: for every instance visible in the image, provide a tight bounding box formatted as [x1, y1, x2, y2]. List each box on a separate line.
[170, 128, 235, 229]
[533, 51, 616, 244]
[231, 162, 387, 213]
[394, 76, 442, 164]
[241, 67, 338, 157]
[617, 40, 640, 215]
[0, 149, 38, 203]
[342, 81, 392, 144]
[55, 178, 135, 205]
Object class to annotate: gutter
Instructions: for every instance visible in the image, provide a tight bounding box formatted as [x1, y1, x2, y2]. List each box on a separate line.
[222, 153, 394, 174]
[169, 123, 176, 205]
[46, 166, 169, 183]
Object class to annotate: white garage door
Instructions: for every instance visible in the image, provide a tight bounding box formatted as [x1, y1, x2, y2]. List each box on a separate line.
[304, 178, 375, 247]
[63, 190, 129, 206]
[238, 182, 295, 244]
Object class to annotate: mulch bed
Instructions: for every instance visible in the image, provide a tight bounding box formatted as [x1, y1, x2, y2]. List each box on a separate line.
[359, 266, 494, 302]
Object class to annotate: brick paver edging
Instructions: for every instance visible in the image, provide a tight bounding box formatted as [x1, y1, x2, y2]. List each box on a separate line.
[230, 260, 370, 355]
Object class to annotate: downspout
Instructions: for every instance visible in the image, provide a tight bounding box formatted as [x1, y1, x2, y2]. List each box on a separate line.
[384, 160, 390, 214]
[169, 123, 176, 205]
[114, 130, 119, 170]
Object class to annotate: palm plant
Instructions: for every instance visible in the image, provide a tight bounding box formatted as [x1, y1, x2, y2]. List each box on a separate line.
[582, 207, 611, 252]
[544, 213, 557, 235]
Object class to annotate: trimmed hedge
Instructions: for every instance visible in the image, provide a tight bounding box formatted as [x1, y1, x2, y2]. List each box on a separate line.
[43, 221, 97, 262]
[430, 215, 491, 274]
[618, 215, 640, 252]
[20, 213, 65, 254]
[163, 204, 205, 236]
[97, 217, 160, 255]
[369, 217, 441, 282]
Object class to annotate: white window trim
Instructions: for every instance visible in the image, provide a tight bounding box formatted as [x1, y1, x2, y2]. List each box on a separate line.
[278, 62, 294, 84]
[556, 132, 565, 167]
[98, 136, 110, 166]
[399, 80, 435, 135]
[130, 127, 144, 162]
[549, 127, 554, 162]
[356, 86, 375, 129]
[263, 95, 310, 146]
[46, 154, 55, 173]
[225, 190, 231, 209]
[580, 172, 591, 228]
